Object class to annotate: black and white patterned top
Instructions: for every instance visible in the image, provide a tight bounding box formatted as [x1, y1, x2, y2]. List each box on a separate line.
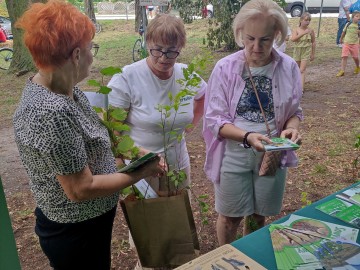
[13, 77, 118, 223]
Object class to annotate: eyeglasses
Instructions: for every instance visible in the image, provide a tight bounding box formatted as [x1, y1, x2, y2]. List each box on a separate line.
[91, 43, 100, 57]
[149, 49, 180, 59]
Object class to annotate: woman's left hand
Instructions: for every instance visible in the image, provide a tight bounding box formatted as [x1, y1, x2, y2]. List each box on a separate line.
[281, 127, 302, 145]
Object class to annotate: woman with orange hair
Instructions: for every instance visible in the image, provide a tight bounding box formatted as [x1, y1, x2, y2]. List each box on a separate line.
[13, 1, 164, 269]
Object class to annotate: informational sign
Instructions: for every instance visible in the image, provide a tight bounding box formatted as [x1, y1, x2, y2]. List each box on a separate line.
[139, 0, 169, 6]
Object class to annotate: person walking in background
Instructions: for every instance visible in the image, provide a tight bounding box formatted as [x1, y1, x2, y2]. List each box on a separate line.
[203, 0, 303, 246]
[13, 1, 164, 269]
[336, 11, 360, 77]
[107, 13, 206, 269]
[148, 5, 155, 18]
[337, 0, 352, 47]
[350, 0, 360, 14]
[291, 12, 316, 89]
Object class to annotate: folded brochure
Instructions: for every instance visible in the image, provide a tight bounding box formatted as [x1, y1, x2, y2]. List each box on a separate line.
[263, 137, 300, 152]
[335, 185, 360, 207]
[118, 152, 158, 173]
[316, 197, 360, 228]
[174, 244, 266, 270]
[270, 214, 359, 270]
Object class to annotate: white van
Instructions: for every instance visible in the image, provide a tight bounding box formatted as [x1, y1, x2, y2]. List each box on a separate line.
[284, 0, 340, 17]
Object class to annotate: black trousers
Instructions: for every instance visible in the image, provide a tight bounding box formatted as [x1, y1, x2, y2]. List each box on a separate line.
[34, 206, 117, 270]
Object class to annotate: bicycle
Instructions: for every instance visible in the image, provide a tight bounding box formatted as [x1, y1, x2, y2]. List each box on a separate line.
[0, 47, 13, 70]
[132, 21, 147, 62]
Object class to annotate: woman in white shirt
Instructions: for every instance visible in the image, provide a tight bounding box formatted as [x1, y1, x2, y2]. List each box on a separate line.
[108, 13, 206, 196]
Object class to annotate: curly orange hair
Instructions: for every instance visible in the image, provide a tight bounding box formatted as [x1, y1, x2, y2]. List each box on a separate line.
[16, 0, 95, 71]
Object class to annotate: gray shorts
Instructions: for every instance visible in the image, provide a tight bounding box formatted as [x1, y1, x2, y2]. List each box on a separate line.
[215, 140, 287, 217]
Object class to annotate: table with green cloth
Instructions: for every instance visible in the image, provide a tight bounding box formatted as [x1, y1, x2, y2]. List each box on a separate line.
[231, 182, 360, 269]
[0, 177, 21, 270]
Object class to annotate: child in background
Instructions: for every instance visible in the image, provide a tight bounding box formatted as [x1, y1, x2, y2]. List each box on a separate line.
[290, 12, 316, 89]
[336, 11, 360, 77]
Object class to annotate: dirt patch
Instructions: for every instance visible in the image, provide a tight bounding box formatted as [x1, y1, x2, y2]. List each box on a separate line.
[1, 56, 360, 269]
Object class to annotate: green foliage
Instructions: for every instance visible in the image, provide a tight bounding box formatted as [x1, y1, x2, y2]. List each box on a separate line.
[88, 66, 139, 161]
[155, 54, 210, 224]
[300, 192, 312, 208]
[68, 0, 84, 12]
[206, 0, 243, 50]
[206, 0, 286, 50]
[245, 215, 259, 232]
[175, 0, 202, 23]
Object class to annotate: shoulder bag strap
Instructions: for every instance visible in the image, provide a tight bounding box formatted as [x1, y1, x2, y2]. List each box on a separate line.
[244, 61, 272, 137]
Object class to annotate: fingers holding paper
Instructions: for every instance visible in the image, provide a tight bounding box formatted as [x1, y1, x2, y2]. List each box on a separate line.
[281, 128, 302, 145]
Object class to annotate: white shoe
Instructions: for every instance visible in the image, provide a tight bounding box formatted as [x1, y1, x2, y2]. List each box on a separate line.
[337, 44, 343, 48]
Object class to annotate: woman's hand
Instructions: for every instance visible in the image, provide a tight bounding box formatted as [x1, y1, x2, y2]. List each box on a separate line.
[139, 155, 165, 178]
[281, 127, 302, 145]
[138, 148, 168, 176]
[246, 133, 272, 152]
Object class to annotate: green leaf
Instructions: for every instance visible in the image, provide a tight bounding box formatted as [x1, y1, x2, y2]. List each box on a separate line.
[88, 79, 101, 87]
[100, 66, 122, 76]
[112, 122, 130, 132]
[117, 136, 135, 152]
[168, 92, 173, 101]
[110, 108, 128, 121]
[99, 86, 112, 95]
[185, 123, 194, 130]
[93, 106, 103, 113]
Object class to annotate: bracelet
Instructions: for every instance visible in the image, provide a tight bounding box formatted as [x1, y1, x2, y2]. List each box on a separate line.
[243, 131, 255, 149]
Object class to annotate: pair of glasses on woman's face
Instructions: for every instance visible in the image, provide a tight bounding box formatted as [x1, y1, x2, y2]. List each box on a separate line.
[149, 49, 180, 59]
[90, 43, 100, 57]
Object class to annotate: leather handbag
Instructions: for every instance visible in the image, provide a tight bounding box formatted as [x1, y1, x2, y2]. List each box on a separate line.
[245, 63, 282, 176]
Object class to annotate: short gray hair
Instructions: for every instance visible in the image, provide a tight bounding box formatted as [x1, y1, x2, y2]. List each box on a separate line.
[233, 0, 288, 47]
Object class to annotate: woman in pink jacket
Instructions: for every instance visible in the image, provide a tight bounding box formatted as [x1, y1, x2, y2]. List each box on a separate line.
[203, 0, 303, 246]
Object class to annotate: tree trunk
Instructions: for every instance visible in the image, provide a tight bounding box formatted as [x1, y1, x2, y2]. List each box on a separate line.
[5, 0, 47, 73]
[135, 0, 147, 32]
[84, 0, 96, 22]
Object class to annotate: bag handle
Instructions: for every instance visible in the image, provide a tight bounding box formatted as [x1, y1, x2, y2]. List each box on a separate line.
[244, 62, 272, 137]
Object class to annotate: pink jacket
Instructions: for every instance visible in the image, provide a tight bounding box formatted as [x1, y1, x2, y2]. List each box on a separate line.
[203, 49, 303, 183]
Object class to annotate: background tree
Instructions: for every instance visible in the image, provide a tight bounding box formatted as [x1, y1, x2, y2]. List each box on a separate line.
[175, 0, 202, 23]
[135, 0, 147, 33]
[84, 0, 96, 21]
[206, 0, 286, 51]
[5, 0, 47, 73]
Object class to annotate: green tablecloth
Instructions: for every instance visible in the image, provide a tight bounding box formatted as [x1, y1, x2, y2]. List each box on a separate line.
[231, 182, 360, 269]
[0, 177, 21, 270]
